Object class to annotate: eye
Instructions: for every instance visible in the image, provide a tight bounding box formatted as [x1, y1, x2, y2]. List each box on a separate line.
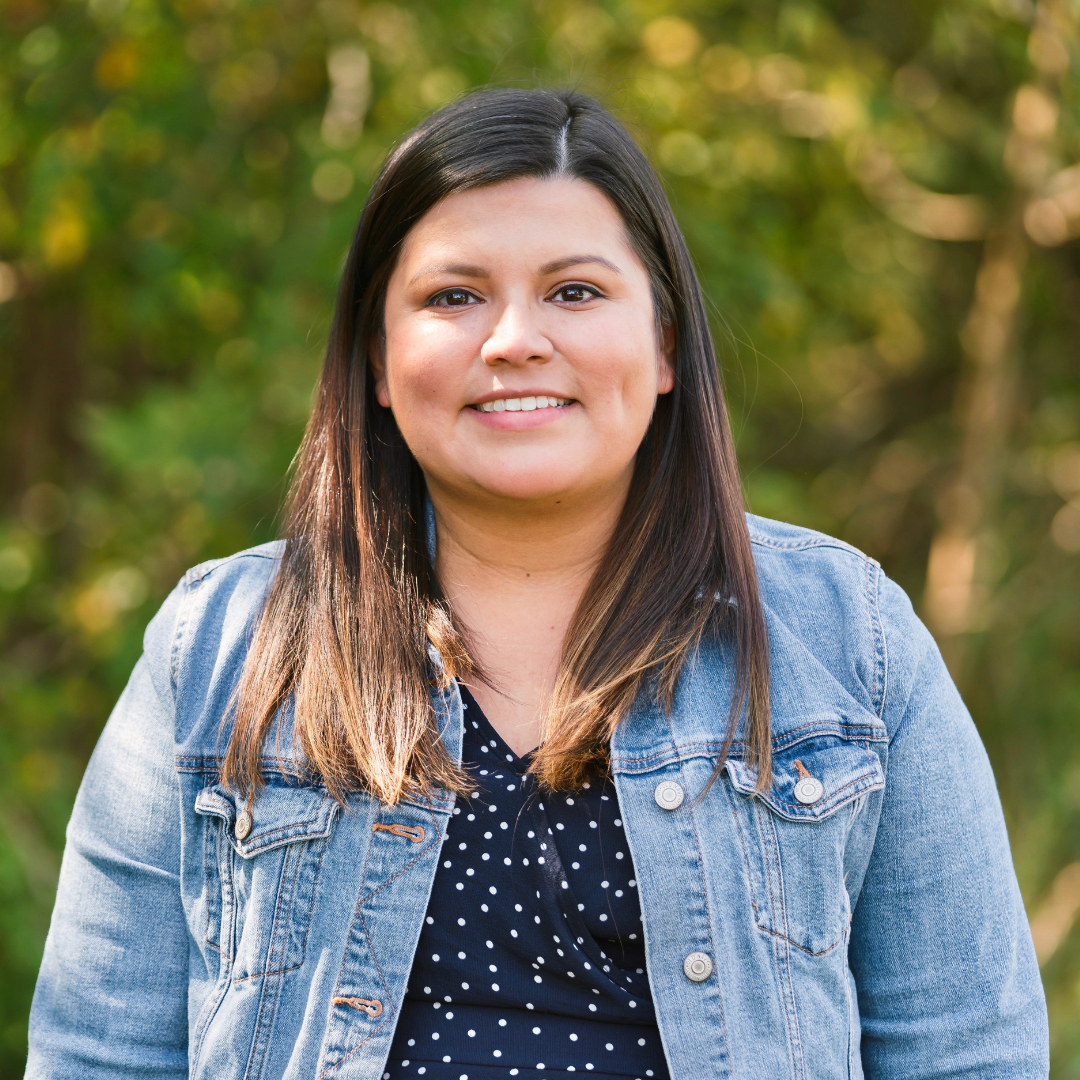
[550, 283, 602, 304]
[429, 288, 481, 308]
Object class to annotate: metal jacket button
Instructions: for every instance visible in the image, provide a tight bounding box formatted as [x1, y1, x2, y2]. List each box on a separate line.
[654, 780, 685, 810]
[792, 759, 824, 805]
[683, 952, 712, 982]
[235, 810, 253, 840]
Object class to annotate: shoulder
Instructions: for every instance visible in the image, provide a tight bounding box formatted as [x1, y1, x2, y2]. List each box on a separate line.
[142, 541, 285, 746]
[744, 514, 921, 730]
[746, 513, 882, 628]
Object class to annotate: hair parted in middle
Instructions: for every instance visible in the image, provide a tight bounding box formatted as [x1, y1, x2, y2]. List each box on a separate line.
[222, 87, 772, 805]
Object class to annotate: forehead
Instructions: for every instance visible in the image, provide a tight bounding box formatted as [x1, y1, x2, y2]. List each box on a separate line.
[395, 176, 638, 269]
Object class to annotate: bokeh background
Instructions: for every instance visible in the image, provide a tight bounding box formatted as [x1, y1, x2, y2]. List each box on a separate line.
[0, 0, 1078, 1071]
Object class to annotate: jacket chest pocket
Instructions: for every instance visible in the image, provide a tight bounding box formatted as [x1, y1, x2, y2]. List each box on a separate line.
[195, 779, 338, 981]
[725, 736, 884, 957]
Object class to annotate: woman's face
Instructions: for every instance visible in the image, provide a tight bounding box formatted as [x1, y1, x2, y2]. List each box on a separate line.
[377, 176, 674, 507]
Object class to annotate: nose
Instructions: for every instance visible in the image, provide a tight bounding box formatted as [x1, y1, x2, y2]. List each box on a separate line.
[480, 299, 553, 367]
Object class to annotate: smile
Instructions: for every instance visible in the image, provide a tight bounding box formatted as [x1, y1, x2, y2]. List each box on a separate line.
[472, 396, 572, 413]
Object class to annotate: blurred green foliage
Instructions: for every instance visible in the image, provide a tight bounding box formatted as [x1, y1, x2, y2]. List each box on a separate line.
[1, 0, 1079, 1071]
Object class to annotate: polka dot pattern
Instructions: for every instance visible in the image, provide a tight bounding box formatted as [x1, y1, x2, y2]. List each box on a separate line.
[384, 686, 668, 1079]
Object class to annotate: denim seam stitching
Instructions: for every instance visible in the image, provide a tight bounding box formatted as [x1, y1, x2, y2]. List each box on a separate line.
[317, 1014, 392, 1079]
[232, 834, 328, 982]
[749, 534, 879, 565]
[867, 561, 886, 719]
[683, 759, 732, 1073]
[611, 725, 888, 770]
[169, 579, 195, 694]
[760, 807, 807, 1080]
[321, 807, 438, 1077]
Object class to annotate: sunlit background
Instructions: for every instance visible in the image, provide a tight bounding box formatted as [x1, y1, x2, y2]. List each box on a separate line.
[1, 0, 1079, 1071]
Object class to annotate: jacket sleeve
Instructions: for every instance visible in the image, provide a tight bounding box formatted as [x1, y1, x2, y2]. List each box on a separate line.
[25, 581, 191, 1078]
[849, 572, 1048, 1079]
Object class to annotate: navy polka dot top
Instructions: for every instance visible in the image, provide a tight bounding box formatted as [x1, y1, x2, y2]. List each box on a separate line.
[384, 685, 670, 1080]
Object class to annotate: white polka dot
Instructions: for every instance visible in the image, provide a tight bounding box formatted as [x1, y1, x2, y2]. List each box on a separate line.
[570, 1034, 578, 1042]
[499, 1018, 507, 1026]
[492, 983, 500, 991]
[638, 1038, 646, 1046]
[466, 868, 475, 876]
[432, 953, 440, 961]
[457, 917, 466, 926]
[500, 822, 508, 829]
[443, 860, 452, 868]
[489, 964, 497, 972]
[579, 844, 587, 852]
[426, 916, 434, 924]
[455, 883, 464, 891]
[511, 929, 518, 938]
[468, 1029, 476, 1037]
[572, 862, 580, 870]
[461, 982, 469, 989]
[504, 857, 512, 865]
[605, 1044, 614, 1051]
[432, 1033, 439, 1040]
[532, 1026, 541, 1034]
[493, 1050, 502, 1058]
[589, 1004, 597, 1011]
[489, 886, 497, 895]
[458, 951, 466, 959]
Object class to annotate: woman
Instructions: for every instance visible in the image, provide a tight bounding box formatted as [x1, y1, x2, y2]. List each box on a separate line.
[26, 89, 1047, 1079]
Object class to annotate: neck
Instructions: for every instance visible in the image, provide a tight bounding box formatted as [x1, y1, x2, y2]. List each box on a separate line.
[426, 472, 630, 755]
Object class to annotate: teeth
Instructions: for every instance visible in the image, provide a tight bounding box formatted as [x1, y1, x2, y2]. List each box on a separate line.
[478, 397, 568, 413]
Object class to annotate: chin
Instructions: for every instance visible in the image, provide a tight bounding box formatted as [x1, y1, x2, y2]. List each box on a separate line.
[469, 463, 589, 504]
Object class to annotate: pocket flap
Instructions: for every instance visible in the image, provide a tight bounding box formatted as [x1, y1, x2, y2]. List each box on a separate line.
[195, 779, 339, 857]
[726, 734, 884, 822]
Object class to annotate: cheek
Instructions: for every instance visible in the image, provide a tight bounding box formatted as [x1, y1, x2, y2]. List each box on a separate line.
[385, 323, 471, 412]
[565, 315, 661, 407]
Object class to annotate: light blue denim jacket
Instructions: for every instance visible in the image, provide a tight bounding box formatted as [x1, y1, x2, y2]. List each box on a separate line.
[26, 515, 1048, 1079]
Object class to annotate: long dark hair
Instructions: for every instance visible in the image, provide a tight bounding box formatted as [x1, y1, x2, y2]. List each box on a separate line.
[222, 88, 770, 804]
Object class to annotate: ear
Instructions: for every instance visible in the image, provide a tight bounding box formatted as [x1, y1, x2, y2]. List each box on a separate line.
[657, 320, 676, 395]
[368, 338, 392, 408]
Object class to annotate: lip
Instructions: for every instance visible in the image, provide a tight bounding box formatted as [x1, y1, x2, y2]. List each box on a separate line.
[468, 390, 576, 407]
[466, 395, 578, 430]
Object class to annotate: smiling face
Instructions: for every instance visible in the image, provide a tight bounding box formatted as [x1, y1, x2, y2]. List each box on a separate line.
[375, 176, 674, 510]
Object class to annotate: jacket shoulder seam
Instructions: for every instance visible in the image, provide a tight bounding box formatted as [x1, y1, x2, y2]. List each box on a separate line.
[749, 530, 880, 567]
[183, 545, 281, 587]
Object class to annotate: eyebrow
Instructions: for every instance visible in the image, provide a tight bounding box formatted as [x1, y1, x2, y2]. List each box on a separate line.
[409, 263, 487, 284]
[538, 254, 623, 276]
[409, 254, 623, 286]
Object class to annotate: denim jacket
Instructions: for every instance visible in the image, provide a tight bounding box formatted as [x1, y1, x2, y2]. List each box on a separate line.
[26, 515, 1048, 1079]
